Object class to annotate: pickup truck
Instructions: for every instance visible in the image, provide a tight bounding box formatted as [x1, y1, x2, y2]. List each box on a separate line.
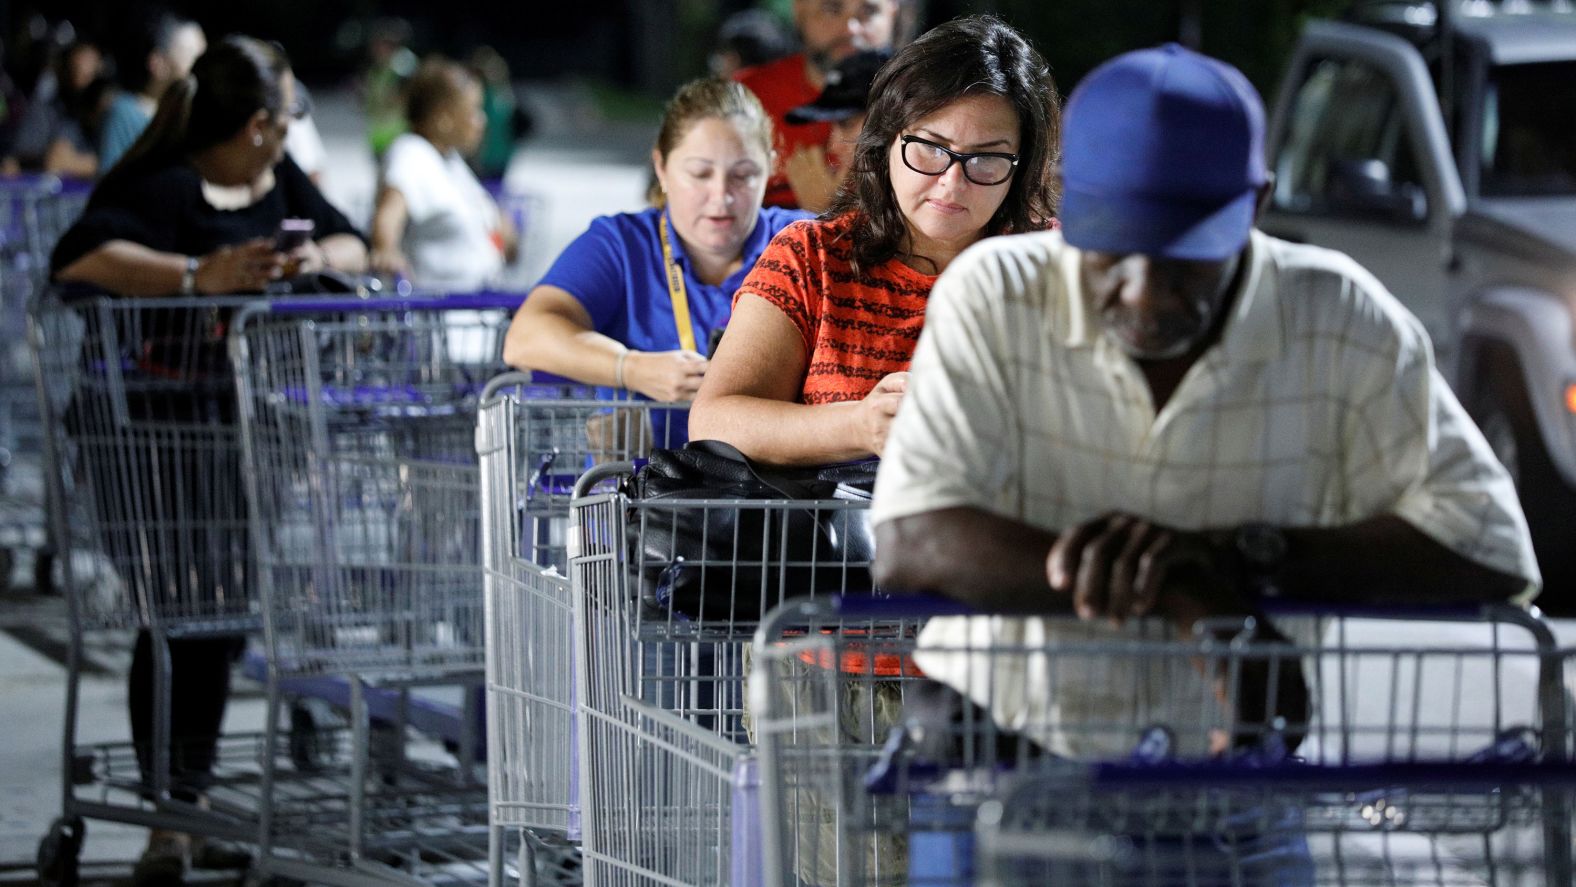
[1260, 0, 1576, 610]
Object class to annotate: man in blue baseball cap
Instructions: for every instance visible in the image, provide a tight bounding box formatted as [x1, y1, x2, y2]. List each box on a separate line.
[868, 37, 1537, 765]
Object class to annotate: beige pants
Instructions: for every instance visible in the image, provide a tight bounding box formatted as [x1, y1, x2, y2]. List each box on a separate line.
[749, 650, 907, 887]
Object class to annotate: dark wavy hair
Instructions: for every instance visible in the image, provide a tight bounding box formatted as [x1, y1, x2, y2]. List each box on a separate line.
[827, 15, 1061, 274]
[95, 35, 290, 197]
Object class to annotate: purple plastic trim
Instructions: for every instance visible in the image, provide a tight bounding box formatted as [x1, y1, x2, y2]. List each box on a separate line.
[261, 292, 525, 313]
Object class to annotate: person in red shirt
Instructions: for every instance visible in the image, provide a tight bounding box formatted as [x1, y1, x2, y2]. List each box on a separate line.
[780, 48, 890, 213]
[734, 0, 904, 208]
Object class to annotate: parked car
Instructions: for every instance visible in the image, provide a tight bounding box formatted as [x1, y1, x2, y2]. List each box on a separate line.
[1262, 0, 1576, 609]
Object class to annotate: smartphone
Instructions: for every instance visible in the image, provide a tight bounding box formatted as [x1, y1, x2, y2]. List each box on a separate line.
[274, 217, 315, 252]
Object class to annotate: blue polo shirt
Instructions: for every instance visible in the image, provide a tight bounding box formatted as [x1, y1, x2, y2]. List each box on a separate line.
[536, 204, 809, 443]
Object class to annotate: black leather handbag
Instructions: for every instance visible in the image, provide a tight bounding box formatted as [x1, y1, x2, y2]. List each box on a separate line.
[625, 440, 880, 621]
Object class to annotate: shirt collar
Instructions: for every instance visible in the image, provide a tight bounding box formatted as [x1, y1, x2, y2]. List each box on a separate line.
[738, 208, 777, 268]
[1060, 230, 1284, 365]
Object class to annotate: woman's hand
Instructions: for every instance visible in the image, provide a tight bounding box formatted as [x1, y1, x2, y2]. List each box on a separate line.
[193, 238, 287, 294]
[284, 238, 331, 277]
[855, 371, 908, 456]
[369, 244, 410, 279]
[625, 349, 709, 402]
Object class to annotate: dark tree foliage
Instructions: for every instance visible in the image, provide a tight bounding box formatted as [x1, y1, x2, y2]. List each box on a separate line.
[986, 0, 1352, 97]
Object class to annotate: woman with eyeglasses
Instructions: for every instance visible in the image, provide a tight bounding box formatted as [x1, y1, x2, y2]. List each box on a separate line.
[54, 35, 366, 297]
[690, 16, 1060, 464]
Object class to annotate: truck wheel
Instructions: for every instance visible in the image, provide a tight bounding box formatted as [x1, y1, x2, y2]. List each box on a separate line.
[1473, 345, 1576, 613]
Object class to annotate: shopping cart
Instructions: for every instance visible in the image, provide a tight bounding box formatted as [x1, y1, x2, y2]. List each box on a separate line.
[1, 174, 89, 591]
[752, 594, 1574, 886]
[29, 290, 278, 887]
[229, 294, 519, 887]
[566, 463, 877, 886]
[476, 376, 683, 887]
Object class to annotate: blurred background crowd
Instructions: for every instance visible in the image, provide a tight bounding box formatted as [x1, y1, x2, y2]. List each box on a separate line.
[0, 0, 1353, 190]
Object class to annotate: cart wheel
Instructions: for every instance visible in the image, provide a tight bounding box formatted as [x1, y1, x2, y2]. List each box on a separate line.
[70, 753, 96, 787]
[36, 815, 85, 887]
[34, 548, 56, 595]
[288, 699, 339, 773]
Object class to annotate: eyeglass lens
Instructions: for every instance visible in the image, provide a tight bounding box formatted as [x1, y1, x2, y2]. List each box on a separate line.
[902, 137, 1015, 185]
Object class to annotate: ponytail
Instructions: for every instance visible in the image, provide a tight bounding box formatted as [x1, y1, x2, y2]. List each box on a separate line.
[96, 75, 197, 195]
[92, 37, 291, 202]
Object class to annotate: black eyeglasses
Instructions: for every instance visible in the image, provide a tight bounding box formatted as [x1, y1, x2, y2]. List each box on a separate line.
[900, 134, 1018, 186]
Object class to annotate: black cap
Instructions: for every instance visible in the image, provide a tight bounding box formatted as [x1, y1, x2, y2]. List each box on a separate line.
[784, 50, 891, 124]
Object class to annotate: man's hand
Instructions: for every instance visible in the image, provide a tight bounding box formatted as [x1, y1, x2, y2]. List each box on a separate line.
[1045, 513, 1240, 627]
[1046, 513, 1308, 751]
[783, 144, 842, 214]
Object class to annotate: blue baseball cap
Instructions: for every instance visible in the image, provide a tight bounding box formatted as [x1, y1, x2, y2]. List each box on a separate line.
[1060, 44, 1267, 261]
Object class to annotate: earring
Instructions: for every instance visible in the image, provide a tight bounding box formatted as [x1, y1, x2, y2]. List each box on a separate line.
[252, 133, 264, 147]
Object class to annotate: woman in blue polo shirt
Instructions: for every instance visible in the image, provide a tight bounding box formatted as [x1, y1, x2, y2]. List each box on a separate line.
[502, 77, 808, 440]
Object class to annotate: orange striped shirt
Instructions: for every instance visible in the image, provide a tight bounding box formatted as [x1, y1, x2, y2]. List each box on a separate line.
[736, 212, 937, 404]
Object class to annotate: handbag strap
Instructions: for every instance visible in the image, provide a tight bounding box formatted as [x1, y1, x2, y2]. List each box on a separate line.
[658, 215, 699, 354]
[686, 439, 822, 500]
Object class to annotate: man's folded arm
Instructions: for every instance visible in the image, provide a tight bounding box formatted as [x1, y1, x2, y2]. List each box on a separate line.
[874, 508, 1070, 613]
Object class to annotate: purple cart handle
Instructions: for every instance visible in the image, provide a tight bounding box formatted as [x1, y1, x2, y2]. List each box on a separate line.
[261, 291, 525, 314]
[828, 593, 974, 620]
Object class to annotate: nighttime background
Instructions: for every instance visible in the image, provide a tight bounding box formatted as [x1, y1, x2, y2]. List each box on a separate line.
[3, 0, 1352, 105]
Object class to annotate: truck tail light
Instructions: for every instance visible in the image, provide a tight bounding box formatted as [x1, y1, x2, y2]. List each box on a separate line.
[1566, 383, 1576, 414]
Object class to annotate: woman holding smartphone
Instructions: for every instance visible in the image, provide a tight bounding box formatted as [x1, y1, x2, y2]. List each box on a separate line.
[49, 35, 365, 886]
[53, 36, 366, 296]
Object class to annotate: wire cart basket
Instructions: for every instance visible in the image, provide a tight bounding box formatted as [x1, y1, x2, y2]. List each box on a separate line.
[752, 594, 1574, 886]
[566, 464, 877, 886]
[477, 374, 684, 886]
[229, 294, 520, 887]
[30, 290, 278, 887]
[2, 175, 88, 591]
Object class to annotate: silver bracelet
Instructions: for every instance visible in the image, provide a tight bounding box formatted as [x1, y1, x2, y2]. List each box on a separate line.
[614, 350, 630, 390]
[180, 255, 199, 295]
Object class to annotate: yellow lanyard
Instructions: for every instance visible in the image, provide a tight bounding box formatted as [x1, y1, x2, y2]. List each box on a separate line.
[658, 215, 698, 354]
